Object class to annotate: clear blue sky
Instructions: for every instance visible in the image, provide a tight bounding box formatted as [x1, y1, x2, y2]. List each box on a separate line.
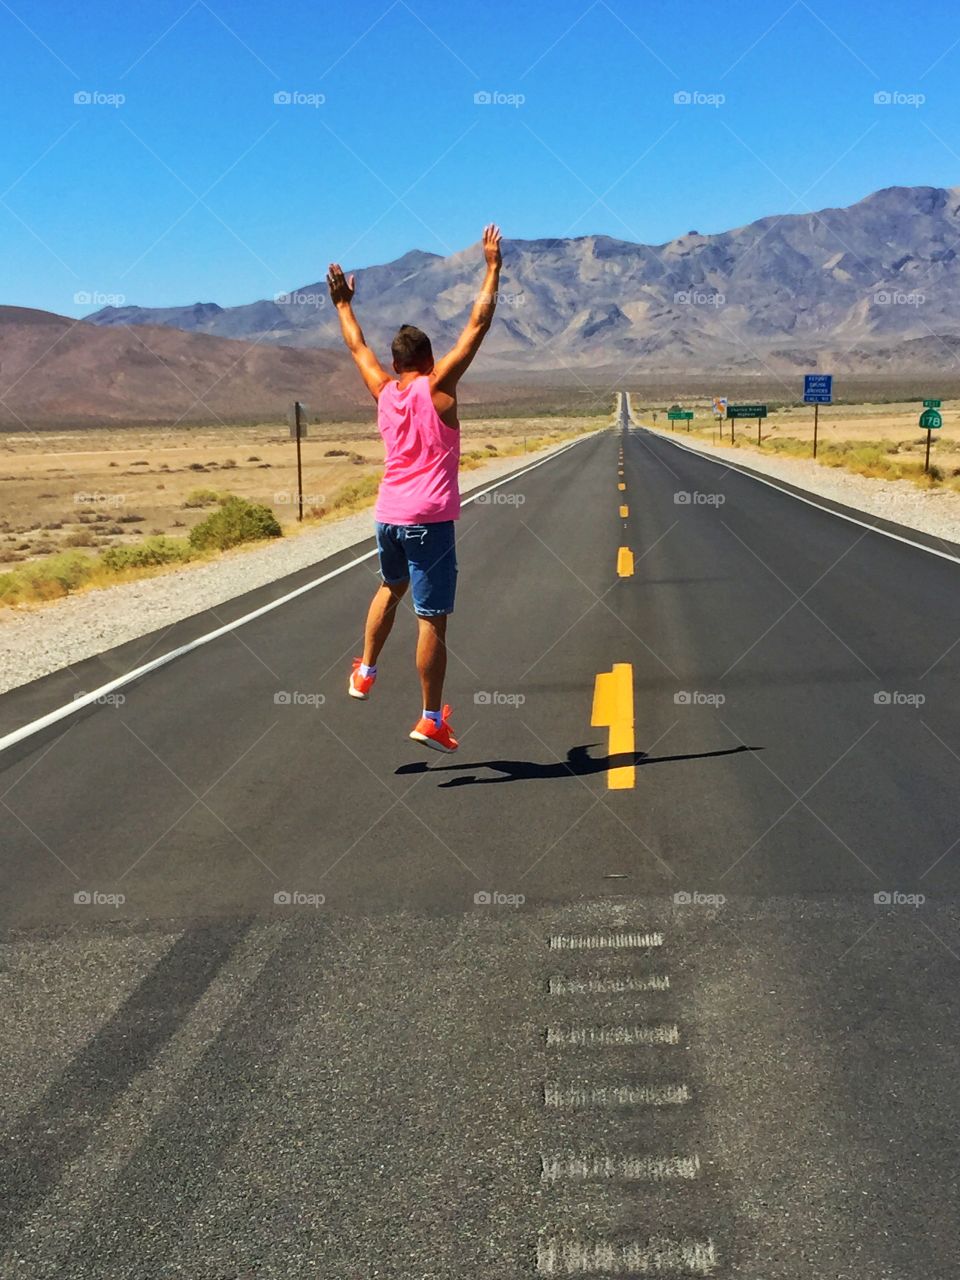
[3, 0, 959, 316]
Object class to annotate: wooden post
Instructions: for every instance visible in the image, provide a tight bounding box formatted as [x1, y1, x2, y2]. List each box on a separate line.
[757, 416, 762, 446]
[295, 400, 304, 522]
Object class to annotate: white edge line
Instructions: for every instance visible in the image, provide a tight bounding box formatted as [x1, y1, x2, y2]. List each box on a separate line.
[0, 432, 603, 755]
[638, 422, 960, 567]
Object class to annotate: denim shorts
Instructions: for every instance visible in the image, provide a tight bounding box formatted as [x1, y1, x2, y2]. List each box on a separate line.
[375, 520, 458, 616]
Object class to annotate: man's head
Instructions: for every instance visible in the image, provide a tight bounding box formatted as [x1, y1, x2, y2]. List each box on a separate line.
[391, 324, 434, 375]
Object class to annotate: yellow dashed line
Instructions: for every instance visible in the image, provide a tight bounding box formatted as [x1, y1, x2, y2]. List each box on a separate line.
[591, 663, 635, 790]
[619, 504, 628, 518]
[618, 482, 625, 491]
[617, 546, 634, 577]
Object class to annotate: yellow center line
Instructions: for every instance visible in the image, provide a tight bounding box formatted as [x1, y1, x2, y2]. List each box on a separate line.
[616, 546, 634, 577]
[619, 504, 629, 518]
[591, 663, 635, 790]
[618, 481, 625, 491]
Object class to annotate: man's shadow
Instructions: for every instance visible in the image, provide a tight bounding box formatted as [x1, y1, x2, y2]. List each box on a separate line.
[396, 742, 760, 786]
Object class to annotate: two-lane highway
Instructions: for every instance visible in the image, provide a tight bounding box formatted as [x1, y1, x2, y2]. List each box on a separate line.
[2, 395, 959, 1277]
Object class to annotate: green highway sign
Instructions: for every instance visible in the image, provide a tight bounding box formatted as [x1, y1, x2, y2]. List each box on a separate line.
[920, 409, 943, 429]
[726, 403, 768, 419]
[923, 398, 942, 409]
[668, 409, 693, 420]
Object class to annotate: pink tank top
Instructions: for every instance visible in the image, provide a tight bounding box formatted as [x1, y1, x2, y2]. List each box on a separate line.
[374, 375, 461, 524]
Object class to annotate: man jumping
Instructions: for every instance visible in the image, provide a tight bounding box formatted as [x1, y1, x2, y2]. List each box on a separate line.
[326, 223, 502, 753]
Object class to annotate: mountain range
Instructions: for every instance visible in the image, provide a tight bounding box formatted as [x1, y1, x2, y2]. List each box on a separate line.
[84, 184, 960, 375]
[5, 184, 960, 428]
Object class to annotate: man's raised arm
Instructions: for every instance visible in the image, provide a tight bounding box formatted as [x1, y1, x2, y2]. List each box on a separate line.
[433, 225, 502, 392]
[326, 263, 391, 399]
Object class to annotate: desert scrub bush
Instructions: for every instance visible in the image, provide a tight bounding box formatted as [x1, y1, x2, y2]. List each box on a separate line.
[329, 473, 381, 511]
[100, 537, 192, 570]
[64, 529, 98, 547]
[183, 487, 223, 508]
[188, 496, 282, 551]
[5, 551, 96, 602]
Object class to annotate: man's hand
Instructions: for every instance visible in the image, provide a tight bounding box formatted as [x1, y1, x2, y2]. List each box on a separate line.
[432, 224, 503, 393]
[326, 261, 390, 400]
[481, 223, 502, 268]
[326, 263, 355, 307]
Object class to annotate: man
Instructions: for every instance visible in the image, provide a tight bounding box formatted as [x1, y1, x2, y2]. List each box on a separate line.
[326, 223, 502, 753]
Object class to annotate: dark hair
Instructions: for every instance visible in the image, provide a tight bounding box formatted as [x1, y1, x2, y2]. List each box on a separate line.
[391, 324, 433, 372]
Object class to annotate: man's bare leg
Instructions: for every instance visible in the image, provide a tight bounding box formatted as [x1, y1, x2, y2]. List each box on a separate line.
[362, 581, 409, 667]
[416, 614, 447, 709]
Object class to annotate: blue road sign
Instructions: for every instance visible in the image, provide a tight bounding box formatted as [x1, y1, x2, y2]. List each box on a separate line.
[804, 374, 833, 404]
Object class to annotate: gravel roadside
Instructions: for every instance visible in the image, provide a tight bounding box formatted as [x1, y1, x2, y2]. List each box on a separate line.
[0, 436, 594, 695]
[644, 425, 960, 550]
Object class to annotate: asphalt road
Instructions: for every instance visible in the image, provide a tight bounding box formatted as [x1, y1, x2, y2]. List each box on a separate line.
[1, 396, 959, 1277]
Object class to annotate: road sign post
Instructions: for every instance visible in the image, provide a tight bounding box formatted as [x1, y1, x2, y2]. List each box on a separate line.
[293, 401, 305, 521]
[726, 404, 767, 448]
[919, 406, 943, 472]
[803, 374, 832, 459]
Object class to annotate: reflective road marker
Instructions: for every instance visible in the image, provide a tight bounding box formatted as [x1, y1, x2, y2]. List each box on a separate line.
[548, 974, 669, 995]
[544, 1082, 689, 1108]
[548, 931, 662, 950]
[541, 1154, 700, 1182]
[546, 1024, 679, 1047]
[536, 1237, 718, 1275]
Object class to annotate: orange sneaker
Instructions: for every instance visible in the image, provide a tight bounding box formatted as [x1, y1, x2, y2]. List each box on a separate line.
[348, 658, 376, 700]
[409, 704, 459, 753]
